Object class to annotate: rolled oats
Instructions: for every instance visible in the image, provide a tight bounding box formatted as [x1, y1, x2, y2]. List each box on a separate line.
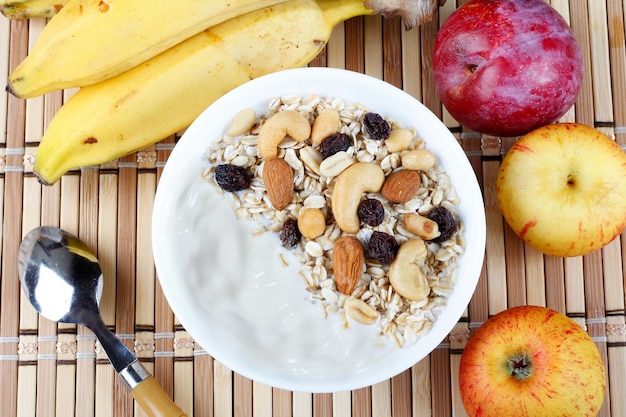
[319, 150, 354, 177]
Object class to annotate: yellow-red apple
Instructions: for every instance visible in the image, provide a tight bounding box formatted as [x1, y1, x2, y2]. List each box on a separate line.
[496, 123, 626, 257]
[459, 305, 606, 417]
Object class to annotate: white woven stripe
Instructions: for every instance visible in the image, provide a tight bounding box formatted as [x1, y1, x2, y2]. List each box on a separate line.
[4, 147, 24, 155]
[154, 332, 175, 339]
[0, 337, 19, 343]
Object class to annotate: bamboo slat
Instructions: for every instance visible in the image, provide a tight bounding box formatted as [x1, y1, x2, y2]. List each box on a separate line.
[1, 1, 625, 416]
[0, 17, 9, 144]
[1, 17, 28, 417]
[364, 15, 384, 78]
[607, 0, 626, 144]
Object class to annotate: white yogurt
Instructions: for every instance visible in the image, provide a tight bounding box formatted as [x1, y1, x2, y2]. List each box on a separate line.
[176, 179, 396, 386]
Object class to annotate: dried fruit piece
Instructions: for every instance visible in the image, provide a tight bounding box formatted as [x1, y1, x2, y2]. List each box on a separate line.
[381, 169, 422, 204]
[363, 112, 391, 140]
[333, 236, 364, 295]
[214, 164, 250, 192]
[426, 206, 456, 243]
[280, 218, 301, 249]
[358, 198, 385, 227]
[318, 133, 352, 159]
[368, 231, 398, 265]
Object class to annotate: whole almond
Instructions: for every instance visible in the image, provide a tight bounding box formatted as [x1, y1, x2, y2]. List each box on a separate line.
[381, 170, 422, 204]
[263, 158, 294, 211]
[333, 236, 364, 295]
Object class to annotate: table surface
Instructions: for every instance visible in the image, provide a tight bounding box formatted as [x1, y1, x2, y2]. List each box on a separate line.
[1, 1, 625, 416]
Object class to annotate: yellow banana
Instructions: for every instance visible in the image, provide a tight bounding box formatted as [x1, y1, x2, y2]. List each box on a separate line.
[33, 0, 374, 185]
[1, 0, 68, 19]
[7, 0, 292, 98]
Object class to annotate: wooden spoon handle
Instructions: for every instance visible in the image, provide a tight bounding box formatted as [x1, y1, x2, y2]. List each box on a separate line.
[130, 375, 187, 417]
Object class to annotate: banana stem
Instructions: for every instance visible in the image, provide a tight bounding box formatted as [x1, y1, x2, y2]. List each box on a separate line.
[317, 0, 374, 27]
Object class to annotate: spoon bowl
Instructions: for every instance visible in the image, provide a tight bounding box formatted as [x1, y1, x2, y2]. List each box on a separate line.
[18, 226, 186, 417]
[18, 226, 103, 324]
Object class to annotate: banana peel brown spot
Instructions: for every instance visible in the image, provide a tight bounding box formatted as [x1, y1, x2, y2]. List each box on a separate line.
[84, 137, 98, 144]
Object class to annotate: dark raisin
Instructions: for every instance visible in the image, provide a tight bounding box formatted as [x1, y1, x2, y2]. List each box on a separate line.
[279, 218, 301, 249]
[318, 133, 352, 159]
[214, 164, 250, 192]
[368, 231, 398, 264]
[363, 112, 391, 140]
[358, 198, 385, 227]
[426, 206, 456, 243]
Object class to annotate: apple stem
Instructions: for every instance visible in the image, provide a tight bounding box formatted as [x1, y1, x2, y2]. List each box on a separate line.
[509, 354, 532, 379]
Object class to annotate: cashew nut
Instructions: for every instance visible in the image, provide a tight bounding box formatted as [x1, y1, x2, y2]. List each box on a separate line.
[402, 149, 436, 171]
[388, 238, 429, 301]
[297, 207, 326, 239]
[257, 110, 311, 159]
[385, 128, 414, 153]
[331, 162, 385, 233]
[311, 108, 340, 145]
[226, 108, 257, 137]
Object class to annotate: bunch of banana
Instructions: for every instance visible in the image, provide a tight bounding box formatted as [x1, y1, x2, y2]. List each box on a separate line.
[7, 0, 294, 97]
[1, 0, 68, 19]
[8, 0, 442, 184]
[7, 0, 442, 98]
[33, 0, 377, 184]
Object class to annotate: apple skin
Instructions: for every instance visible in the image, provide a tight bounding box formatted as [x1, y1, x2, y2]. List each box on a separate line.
[432, 0, 583, 137]
[459, 305, 606, 417]
[496, 123, 626, 257]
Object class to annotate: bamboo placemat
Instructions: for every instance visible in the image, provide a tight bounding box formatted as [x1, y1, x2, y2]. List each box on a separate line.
[1, 1, 625, 416]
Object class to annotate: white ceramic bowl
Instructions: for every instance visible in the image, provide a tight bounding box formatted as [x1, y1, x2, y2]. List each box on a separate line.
[152, 67, 486, 393]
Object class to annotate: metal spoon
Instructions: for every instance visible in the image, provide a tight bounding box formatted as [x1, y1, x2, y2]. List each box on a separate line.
[18, 226, 187, 417]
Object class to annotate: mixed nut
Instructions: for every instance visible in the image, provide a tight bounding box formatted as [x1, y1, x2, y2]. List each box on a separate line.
[205, 94, 464, 347]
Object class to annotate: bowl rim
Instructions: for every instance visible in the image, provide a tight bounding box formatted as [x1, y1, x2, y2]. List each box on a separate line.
[152, 67, 486, 393]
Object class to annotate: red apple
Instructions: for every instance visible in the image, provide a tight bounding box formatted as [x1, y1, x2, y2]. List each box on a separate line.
[496, 123, 626, 257]
[432, 0, 583, 137]
[459, 305, 606, 417]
